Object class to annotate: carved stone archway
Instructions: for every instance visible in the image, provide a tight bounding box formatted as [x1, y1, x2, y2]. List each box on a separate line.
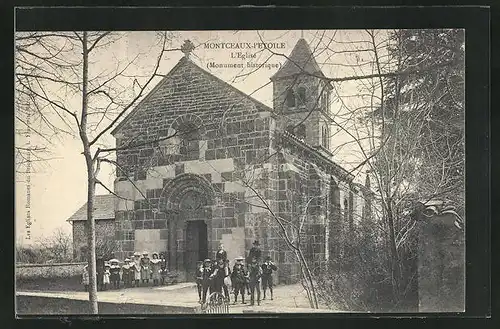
[162, 174, 216, 277]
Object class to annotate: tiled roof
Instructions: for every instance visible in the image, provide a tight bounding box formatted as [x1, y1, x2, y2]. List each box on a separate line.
[271, 38, 326, 80]
[67, 194, 116, 222]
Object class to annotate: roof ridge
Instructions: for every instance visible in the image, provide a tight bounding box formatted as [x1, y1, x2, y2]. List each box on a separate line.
[67, 194, 117, 222]
[111, 57, 189, 135]
[186, 59, 273, 112]
[112, 56, 273, 135]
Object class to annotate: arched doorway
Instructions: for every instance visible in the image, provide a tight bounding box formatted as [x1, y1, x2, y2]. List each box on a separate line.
[180, 190, 209, 275]
[163, 174, 215, 279]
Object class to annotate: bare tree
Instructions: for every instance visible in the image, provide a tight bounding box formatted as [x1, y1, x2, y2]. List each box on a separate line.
[36, 228, 73, 263]
[15, 31, 180, 313]
[238, 29, 465, 310]
[304, 29, 465, 310]
[16, 29, 464, 313]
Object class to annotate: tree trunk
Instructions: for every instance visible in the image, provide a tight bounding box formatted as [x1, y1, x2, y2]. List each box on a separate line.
[85, 165, 98, 313]
[295, 249, 314, 308]
[297, 248, 319, 308]
[79, 31, 99, 314]
[386, 201, 402, 302]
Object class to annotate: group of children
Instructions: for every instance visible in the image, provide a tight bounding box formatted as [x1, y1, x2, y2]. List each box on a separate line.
[81, 251, 169, 291]
[80, 241, 279, 308]
[196, 241, 278, 307]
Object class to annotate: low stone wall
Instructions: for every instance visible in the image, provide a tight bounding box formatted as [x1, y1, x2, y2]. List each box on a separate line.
[16, 262, 87, 280]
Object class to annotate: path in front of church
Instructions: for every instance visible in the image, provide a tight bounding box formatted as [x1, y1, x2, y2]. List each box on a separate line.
[17, 283, 339, 314]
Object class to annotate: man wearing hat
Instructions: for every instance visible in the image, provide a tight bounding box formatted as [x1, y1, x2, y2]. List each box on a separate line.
[247, 240, 262, 265]
[261, 256, 278, 300]
[230, 256, 247, 304]
[246, 240, 261, 294]
[247, 257, 263, 306]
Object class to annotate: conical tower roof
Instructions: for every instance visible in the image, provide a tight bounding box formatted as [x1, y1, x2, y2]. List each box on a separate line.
[271, 38, 326, 80]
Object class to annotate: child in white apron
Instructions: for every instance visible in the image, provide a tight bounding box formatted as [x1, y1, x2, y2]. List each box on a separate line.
[132, 252, 141, 286]
[103, 263, 111, 290]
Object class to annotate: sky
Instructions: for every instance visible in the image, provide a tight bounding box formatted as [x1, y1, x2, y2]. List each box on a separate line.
[15, 30, 389, 246]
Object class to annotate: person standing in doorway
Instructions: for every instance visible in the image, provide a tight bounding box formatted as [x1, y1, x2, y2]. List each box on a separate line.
[247, 257, 262, 306]
[261, 256, 278, 300]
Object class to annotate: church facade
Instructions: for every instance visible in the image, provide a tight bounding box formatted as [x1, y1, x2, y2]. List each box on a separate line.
[110, 38, 372, 283]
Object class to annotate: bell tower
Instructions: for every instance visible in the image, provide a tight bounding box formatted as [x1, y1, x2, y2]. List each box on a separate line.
[270, 38, 334, 154]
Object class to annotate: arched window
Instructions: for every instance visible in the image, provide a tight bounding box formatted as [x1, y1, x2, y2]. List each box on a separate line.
[296, 124, 306, 140]
[297, 86, 306, 105]
[178, 122, 200, 160]
[286, 89, 296, 107]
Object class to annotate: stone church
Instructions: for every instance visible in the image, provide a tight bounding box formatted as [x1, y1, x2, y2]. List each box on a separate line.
[75, 38, 373, 283]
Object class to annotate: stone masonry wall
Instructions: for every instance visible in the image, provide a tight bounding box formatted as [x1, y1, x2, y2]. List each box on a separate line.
[276, 132, 363, 280]
[72, 220, 116, 261]
[16, 262, 87, 280]
[112, 58, 274, 272]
